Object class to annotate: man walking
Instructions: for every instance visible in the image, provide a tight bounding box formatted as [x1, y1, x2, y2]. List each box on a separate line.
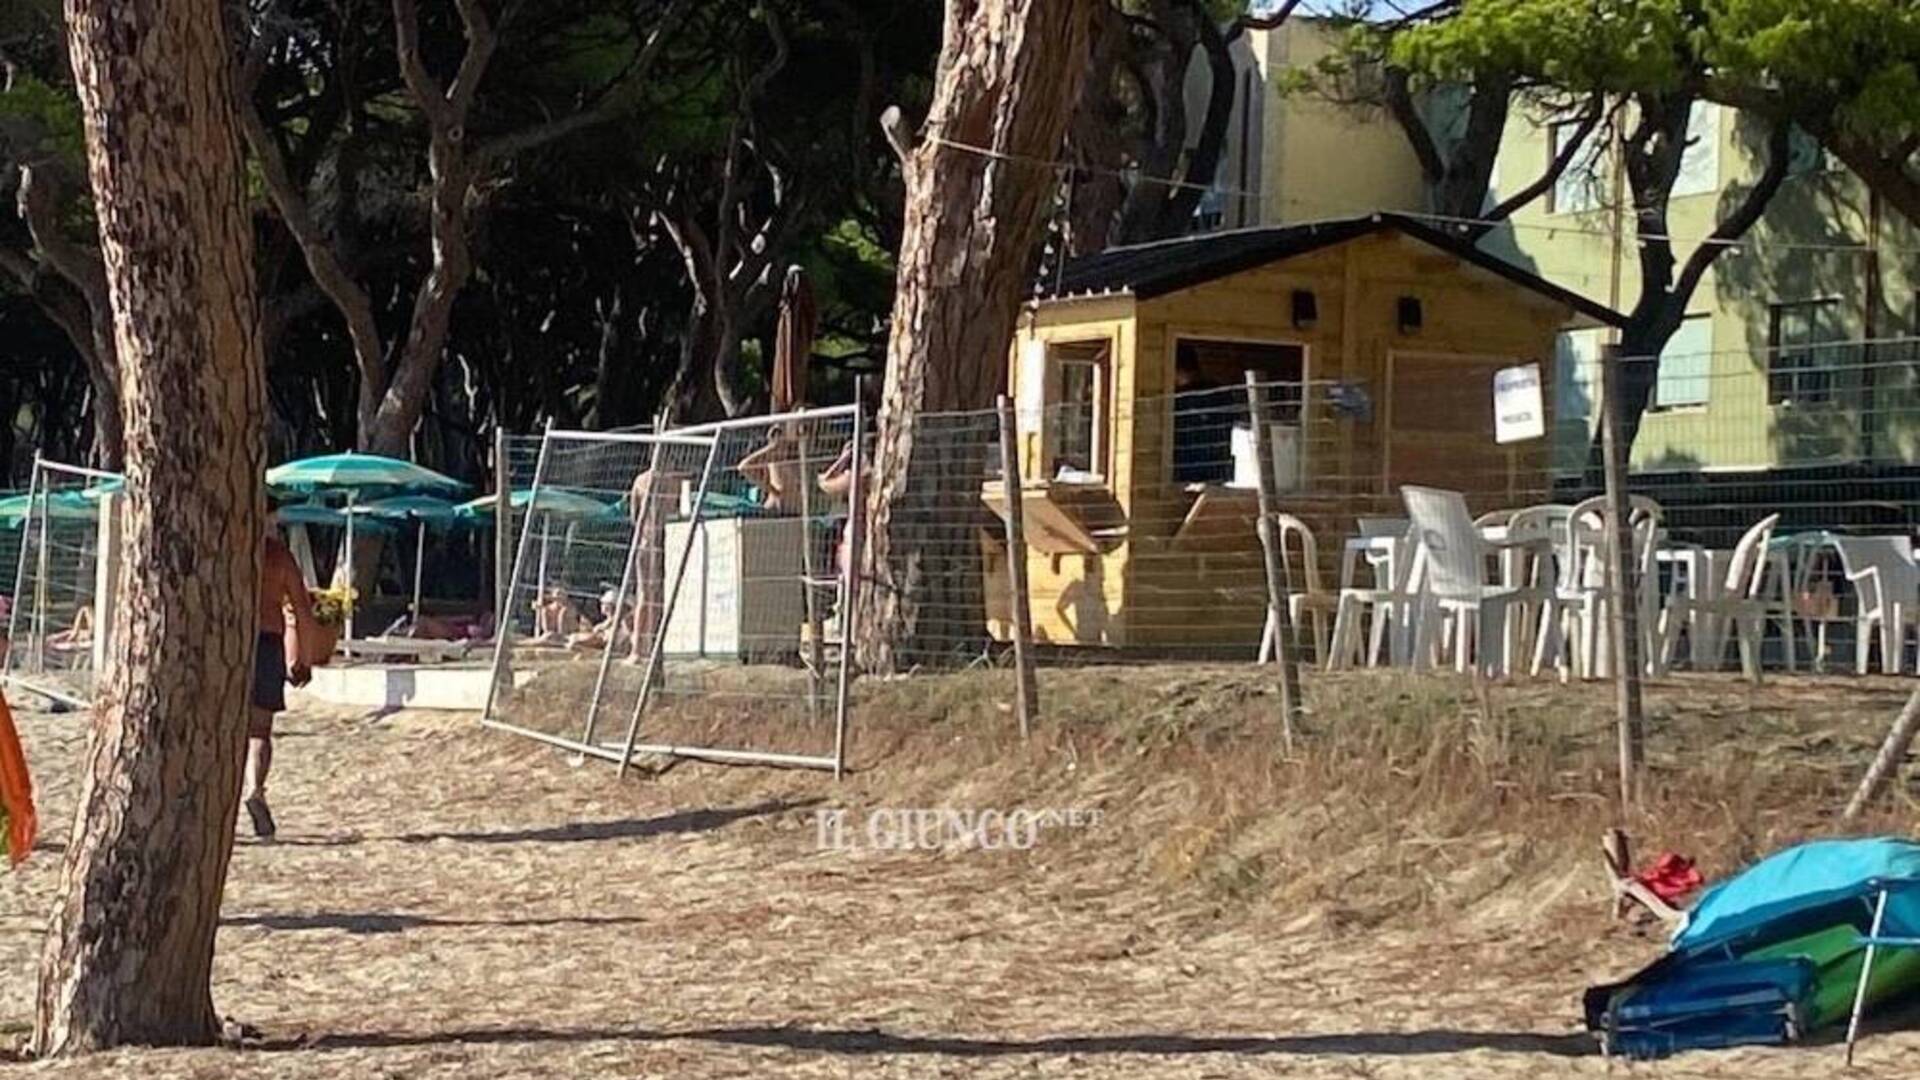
[248, 527, 319, 839]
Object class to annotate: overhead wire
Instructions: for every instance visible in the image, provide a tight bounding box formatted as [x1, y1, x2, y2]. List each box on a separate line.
[923, 132, 1919, 258]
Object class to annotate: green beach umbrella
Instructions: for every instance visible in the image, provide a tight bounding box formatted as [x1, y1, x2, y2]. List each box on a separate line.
[351, 495, 461, 619]
[275, 501, 397, 533]
[458, 489, 617, 605]
[455, 487, 613, 523]
[266, 452, 465, 496]
[267, 454, 463, 641]
[0, 491, 98, 527]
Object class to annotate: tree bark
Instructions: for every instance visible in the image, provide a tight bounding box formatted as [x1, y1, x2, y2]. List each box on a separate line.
[36, 0, 264, 1055]
[853, 0, 1100, 675]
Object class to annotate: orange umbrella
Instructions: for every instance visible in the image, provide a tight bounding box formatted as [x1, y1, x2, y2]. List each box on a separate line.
[0, 691, 36, 868]
[771, 266, 816, 413]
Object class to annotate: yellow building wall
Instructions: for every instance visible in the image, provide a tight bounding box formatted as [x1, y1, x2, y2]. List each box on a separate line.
[1250, 21, 1428, 225]
[997, 233, 1575, 650]
[1497, 101, 1920, 472]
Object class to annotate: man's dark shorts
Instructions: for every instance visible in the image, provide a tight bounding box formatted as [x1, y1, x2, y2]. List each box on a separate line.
[252, 631, 286, 736]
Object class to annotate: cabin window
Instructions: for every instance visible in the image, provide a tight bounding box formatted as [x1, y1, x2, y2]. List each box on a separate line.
[1048, 340, 1110, 481]
[1768, 299, 1847, 406]
[1171, 338, 1305, 484]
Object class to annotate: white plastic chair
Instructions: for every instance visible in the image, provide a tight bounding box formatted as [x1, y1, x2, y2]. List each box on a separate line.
[1327, 517, 1417, 669]
[1657, 514, 1780, 682]
[1258, 514, 1336, 665]
[1401, 486, 1556, 678]
[1536, 496, 1663, 679]
[1832, 536, 1918, 675]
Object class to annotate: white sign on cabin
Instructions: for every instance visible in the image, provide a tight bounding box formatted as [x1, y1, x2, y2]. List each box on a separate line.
[1492, 362, 1546, 444]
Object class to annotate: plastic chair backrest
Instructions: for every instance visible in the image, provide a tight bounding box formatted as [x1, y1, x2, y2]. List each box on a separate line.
[1271, 513, 1323, 596]
[1724, 514, 1782, 599]
[1506, 504, 1570, 589]
[1402, 486, 1486, 599]
[1833, 536, 1920, 612]
[1565, 495, 1660, 587]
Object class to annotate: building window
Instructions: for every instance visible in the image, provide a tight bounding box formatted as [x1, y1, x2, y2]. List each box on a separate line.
[1549, 120, 1606, 214]
[1049, 341, 1110, 480]
[1653, 314, 1712, 409]
[1554, 328, 1602, 423]
[1671, 102, 1720, 197]
[1768, 299, 1848, 406]
[1787, 125, 1836, 177]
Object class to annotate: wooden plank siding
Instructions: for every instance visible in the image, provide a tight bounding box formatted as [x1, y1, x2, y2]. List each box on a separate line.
[993, 231, 1579, 650]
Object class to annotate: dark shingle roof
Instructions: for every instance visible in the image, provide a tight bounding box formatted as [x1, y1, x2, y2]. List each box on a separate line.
[1043, 212, 1622, 327]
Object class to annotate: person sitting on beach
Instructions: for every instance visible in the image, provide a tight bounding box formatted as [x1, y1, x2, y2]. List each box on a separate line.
[531, 588, 581, 644]
[46, 606, 93, 652]
[565, 589, 624, 652]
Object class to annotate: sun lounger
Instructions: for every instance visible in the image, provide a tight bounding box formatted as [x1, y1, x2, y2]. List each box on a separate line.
[336, 636, 472, 663]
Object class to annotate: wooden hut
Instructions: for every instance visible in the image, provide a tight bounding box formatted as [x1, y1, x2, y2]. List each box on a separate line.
[984, 213, 1622, 652]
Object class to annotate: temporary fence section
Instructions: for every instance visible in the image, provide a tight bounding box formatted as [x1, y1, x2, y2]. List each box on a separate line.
[475, 342, 1915, 783]
[2, 459, 124, 708]
[482, 404, 863, 774]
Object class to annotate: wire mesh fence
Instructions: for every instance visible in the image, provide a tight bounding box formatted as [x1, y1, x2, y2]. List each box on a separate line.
[2, 459, 123, 708]
[483, 407, 863, 772]
[866, 346, 1918, 683]
[479, 343, 1913, 773]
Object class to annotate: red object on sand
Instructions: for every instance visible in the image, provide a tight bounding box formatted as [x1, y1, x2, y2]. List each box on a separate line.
[0, 691, 36, 867]
[1635, 852, 1704, 904]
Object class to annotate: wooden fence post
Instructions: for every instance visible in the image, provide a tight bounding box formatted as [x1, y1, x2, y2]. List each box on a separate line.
[1599, 343, 1645, 807]
[1845, 686, 1920, 820]
[1244, 372, 1301, 752]
[995, 395, 1039, 737]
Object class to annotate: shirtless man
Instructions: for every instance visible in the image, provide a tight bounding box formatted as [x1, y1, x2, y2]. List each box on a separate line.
[626, 466, 684, 664]
[249, 527, 320, 839]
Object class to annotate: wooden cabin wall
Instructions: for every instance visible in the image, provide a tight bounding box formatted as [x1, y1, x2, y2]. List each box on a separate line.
[1120, 234, 1569, 649]
[997, 233, 1580, 650]
[997, 297, 1136, 645]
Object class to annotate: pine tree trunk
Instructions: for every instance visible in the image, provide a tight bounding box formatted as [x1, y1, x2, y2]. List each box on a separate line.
[35, 0, 264, 1055]
[853, 0, 1099, 674]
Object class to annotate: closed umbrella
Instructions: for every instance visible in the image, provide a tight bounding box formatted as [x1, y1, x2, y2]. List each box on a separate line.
[351, 495, 458, 622]
[771, 265, 816, 414]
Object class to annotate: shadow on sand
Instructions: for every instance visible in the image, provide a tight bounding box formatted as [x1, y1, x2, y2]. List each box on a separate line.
[269, 1023, 1596, 1059]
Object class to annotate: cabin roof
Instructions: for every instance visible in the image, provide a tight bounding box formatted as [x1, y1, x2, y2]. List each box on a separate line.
[1042, 212, 1624, 327]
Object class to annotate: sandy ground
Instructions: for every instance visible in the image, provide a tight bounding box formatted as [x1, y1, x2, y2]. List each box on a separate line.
[3, 692, 1917, 1080]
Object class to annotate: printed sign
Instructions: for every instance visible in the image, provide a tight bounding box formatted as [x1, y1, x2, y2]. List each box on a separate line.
[1493, 363, 1545, 444]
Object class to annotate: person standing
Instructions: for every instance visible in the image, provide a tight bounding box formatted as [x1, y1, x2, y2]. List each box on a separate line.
[247, 528, 318, 839]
